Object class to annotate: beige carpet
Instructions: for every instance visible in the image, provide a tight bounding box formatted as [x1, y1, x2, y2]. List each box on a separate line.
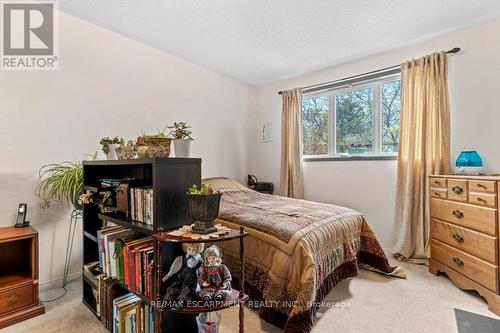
[2, 260, 497, 333]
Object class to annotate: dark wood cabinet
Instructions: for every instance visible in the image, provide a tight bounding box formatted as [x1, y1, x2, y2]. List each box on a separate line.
[0, 226, 45, 329]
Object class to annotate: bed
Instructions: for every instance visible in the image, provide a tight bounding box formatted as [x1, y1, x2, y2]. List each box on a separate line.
[203, 177, 404, 333]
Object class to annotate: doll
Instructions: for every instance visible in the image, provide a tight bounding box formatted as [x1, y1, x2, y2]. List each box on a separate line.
[198, 245, 232, 302]
[162, 242, 205, 307]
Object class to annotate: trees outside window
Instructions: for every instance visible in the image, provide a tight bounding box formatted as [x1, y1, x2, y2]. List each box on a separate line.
[302, 75, 401, 157]
[302, 95, 329, 155]
[381, 80, 401, 153]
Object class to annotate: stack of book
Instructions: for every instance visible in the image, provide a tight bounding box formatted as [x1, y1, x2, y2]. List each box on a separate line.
[129, 187, 154, 225]
[113, 293, 155, 333]
[97, 226, 155, 299]
[100, 178, 124, 188]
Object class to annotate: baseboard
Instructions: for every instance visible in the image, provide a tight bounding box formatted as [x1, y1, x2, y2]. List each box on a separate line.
[40, 272, 82, 291]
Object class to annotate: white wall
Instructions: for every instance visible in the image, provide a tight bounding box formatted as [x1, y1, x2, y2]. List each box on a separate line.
[0, 12, 255, 285]
[250, 19, 500, 248]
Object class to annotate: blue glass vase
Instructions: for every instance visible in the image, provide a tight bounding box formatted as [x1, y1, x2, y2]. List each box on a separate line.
[455, 148, 483, 174]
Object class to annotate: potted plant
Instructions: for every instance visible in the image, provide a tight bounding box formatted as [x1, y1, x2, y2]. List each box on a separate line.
[35, 161, 85, 209]
[99, 136, 124, 160]
[117, 140, 136, 160]
[168, 122, 193, 158]
[187, 184, 221, 234]
[135, 136, 148, 158]
[137, 127, 172, 158]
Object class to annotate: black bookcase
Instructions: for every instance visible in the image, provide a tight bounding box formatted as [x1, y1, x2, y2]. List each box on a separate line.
[81, 157, 201, 329]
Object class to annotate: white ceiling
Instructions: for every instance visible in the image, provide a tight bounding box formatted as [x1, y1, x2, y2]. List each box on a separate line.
[59, 0, 500, 85]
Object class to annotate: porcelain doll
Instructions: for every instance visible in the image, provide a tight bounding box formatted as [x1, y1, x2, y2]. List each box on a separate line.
[198, 245, 232, 302]
[162, 242, 205, 307]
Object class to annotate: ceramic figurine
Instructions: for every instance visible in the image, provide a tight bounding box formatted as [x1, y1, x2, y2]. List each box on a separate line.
[198, 245, 232, 302]
[162, 242, 205, 307]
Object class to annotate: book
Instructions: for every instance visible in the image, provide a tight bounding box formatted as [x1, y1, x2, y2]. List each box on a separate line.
[113, 293, 137, 333]
[98, 226, 122, 271]
[107, 229, 136, 278]
[133, 243, 153, 293]
[95, 272, 106, 317]
[95, 225, 156, 332]
[129, 187, 153, 225]
[125, 237, 152, 291]
[105, 279, 129, 329]
[142, 249, 154, 298]
[104, 228, 136, 277]
[120, 304, 138, 333]
[112, 292, 156, 333]
[115, 234, 141, 283]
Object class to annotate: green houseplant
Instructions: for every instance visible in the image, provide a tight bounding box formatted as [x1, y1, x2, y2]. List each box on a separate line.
[35, 153, 97, 289]
[99, 136, 124, 160]
[35, 161, 84, 209]
[187, 184, 221, 234]
[168, 122, 193, 157]
[35, 152, 97, 209]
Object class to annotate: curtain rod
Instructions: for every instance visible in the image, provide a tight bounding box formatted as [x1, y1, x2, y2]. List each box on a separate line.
[278, 47, 461, 95]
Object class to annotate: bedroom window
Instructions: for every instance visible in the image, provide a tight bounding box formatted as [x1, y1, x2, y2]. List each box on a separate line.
[302, 72, 401, 160]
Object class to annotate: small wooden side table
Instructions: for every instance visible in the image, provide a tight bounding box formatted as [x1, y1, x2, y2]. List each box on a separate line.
[0, 226, 45, 328]
[154, 227, 249, 333]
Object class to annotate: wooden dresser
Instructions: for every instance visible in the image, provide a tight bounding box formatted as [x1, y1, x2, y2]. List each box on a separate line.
[0, 226, 45, 328]
[428, 175, 500, 314]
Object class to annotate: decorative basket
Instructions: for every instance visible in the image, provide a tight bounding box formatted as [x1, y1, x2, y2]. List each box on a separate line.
[136, 145, 149, 158]
[117, 145, 136, 160]
[142, 137, 172, 158]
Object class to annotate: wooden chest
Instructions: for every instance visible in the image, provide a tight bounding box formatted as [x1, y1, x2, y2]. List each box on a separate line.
[0, 226, 45, 328]
[429, 175, 500, 315]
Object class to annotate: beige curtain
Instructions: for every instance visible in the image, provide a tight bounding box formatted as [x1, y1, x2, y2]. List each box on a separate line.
[280, 88, 304, 198]
[392, 51, 450, 261]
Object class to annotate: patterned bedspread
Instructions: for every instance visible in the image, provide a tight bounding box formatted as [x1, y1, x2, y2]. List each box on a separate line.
[203, 178, 405, 333]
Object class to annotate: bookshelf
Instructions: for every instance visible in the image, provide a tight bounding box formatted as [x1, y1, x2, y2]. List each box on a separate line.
[81, 158, 201, 332]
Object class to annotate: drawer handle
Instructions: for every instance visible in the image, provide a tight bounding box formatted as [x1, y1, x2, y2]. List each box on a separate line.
[477, 197, 486, 204]
[452, 257, 464, 267]
[452, 210, 464, 219]
[433, 180, 441, 185]
[451, 233, 464, 243]
[477, 183, 487, 189]
[434, 192, 441, 197]
[7, 294, 19, 306]
[452, 186, 464, 195]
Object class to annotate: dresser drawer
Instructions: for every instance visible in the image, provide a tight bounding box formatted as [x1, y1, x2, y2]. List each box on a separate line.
[431, 239, 498, 292]
[469, 180, 496, 193]
[430, 198, 497, 236]
[430, 188, 447, 199]
[469, 192, 497, 208]
[429, 177, 447, 188]
[431, 218, 497, 264]
[447, 179, 468, 202]
[0, 283, 34, 315]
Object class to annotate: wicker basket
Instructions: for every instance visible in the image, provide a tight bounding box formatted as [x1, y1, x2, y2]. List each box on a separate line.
[136, 145, 148, 158]
[142, 137, 172, 158]
[117, 145, 136, 160]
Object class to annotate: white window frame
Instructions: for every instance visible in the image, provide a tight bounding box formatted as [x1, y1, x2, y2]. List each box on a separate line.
[302, 73, 401, 161]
